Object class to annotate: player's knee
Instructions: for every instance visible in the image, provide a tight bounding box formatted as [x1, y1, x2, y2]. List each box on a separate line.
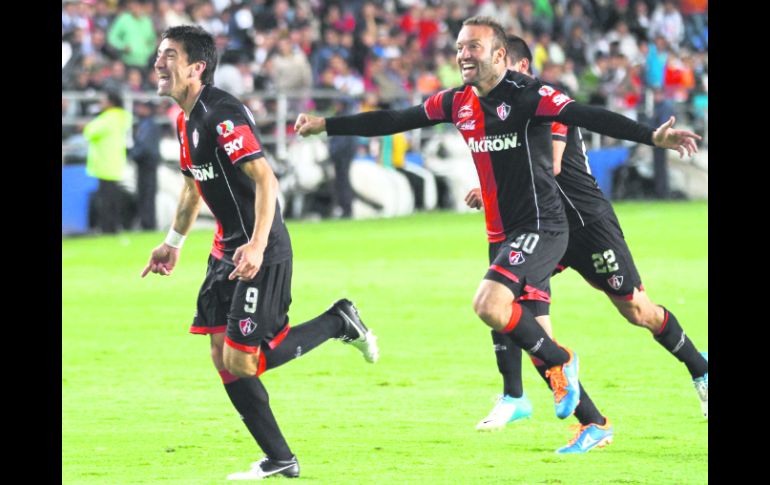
[619, 302, 656, 329]
[223, 348, 258, 378]
[472, 294, 497, 327]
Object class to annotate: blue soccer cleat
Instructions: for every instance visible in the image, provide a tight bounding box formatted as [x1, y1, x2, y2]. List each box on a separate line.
[475, 393, 533, 431]
[693, 351, 708, 419]
[546, 348, 580, 419]
[556, 418, 613, 454]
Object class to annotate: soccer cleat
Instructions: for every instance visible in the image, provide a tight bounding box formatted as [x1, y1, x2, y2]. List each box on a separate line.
[693, 351, 708, 419]
[475, 393, 533, 431]
[226, 455, 300, 480]
[545, 348, 580, 419]
[556, 418, 613, 454]
[328, 298, 379, 363]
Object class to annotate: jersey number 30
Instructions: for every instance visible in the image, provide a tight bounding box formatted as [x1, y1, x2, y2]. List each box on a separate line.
[592, 250, 619, 274]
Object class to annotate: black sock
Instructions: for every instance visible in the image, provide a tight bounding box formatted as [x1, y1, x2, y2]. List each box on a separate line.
[504, 302, 569, 367]
[262, 312, 344, 371]
[491, 330, 523, 398]
[654, 307, 708, 378]
[533, 362, 606, 426]
[223, 376, 294, 460]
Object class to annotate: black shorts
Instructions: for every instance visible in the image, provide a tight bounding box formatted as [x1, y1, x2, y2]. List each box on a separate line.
[190, 255, 293, 353]
[485, 228, 568, 313]
[554, 210, 643, 300]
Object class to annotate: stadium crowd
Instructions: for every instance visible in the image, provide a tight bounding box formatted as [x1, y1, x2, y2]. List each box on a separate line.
[62, 0, 707, 132]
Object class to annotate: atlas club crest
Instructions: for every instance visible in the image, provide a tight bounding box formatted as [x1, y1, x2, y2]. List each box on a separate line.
[239, 317, 258, 336]
[607, 275, 624, 291]
[497, 102, 511, 120]
[509, 250, 525, 265]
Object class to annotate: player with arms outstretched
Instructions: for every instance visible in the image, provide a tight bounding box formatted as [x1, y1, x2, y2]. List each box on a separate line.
[295, 17, 700, 451]
[467, 35, 707, 453]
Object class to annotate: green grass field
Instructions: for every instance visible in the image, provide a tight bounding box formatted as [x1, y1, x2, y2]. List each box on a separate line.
[62, 201, 708, 485]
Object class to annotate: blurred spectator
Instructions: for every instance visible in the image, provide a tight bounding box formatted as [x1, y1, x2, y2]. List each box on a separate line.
[107, 0, 157, 69]
[83, 90, 132, 234]
[559, 58, 579, 94]
[328, 99, 357, 219]
[680, 0, 708, 52]
[575, 52, 610, 105]
[128, 101, 161, 230]
[158, 0, 192, 29]
[445, 2, 469, 39]
[478, 0, 520, 33]
[645, 35, 669, 90]
[227, 2, 256, 52]
[102, 59, 129, 94]
[414, 62, 442, 97]
[435, 50, 462, 89]
[652, 88, 675, 199]
[326, 54, 365, 97]
[215, 50, 249, 98]
[603, 20, 641, 64]
[365, 55, 405, 102]
[563, 24, 589, 74]
[663, 51, 696, 103]
[561, 0, 592, 41]
[269, 35, 313, 110]
[92, 0, 116, 33]
[126, 67, 147, 93]
[626, 0, 652, 43]
[192, 1, 227, 36]
[649, 0, 685, 52]
[311, 29, 349, 82]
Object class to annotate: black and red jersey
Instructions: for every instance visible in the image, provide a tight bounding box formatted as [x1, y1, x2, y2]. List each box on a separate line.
[326, 69, 654, 242]
[422, 70, 573, 240]
[177, 84, 291, 265]
[551, 122, 613, 229]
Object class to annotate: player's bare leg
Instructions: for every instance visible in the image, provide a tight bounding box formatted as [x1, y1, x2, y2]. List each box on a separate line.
[223, 344, 261, 377]
[472, 280, 580, 419]
[610, 288, 708, 418]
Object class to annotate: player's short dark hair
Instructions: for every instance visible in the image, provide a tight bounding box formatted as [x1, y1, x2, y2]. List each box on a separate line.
[161, 25, 218, 85]
[507, 35, 533, 74]
[462, 16, 508, 54]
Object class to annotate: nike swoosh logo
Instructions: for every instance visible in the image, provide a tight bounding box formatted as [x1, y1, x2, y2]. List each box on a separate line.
[261, 464, 295, 477]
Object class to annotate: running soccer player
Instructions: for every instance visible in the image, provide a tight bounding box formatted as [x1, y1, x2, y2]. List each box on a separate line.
[141, 25, 379, 480]
[296, 17, 698, 448]
[469, 36, 707, 451]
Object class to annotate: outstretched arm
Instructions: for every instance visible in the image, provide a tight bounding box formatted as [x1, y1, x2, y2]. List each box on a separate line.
[295, 105, 441, 138]
[556, 103, 701, 158]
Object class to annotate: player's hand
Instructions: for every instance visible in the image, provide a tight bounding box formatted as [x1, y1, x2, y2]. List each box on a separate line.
[229, 242, 264, 281]
[465, 188, 483, 210]
[141, 244, 180, 277]
[652, 116, 702, 159]
[294, 113, 326, 137]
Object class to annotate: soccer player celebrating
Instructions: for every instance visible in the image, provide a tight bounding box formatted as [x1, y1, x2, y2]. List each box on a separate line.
[141, 26, 379, 480]
[468, 36, 707, 451]
[295, 16, 700, 451]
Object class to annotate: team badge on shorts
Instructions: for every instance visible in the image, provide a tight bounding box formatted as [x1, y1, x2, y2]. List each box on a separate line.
[607, 275, 624, 290]
[509, 250, 525, 265]
[239, 317, 258, 336]
[497, 102, 511, 120]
